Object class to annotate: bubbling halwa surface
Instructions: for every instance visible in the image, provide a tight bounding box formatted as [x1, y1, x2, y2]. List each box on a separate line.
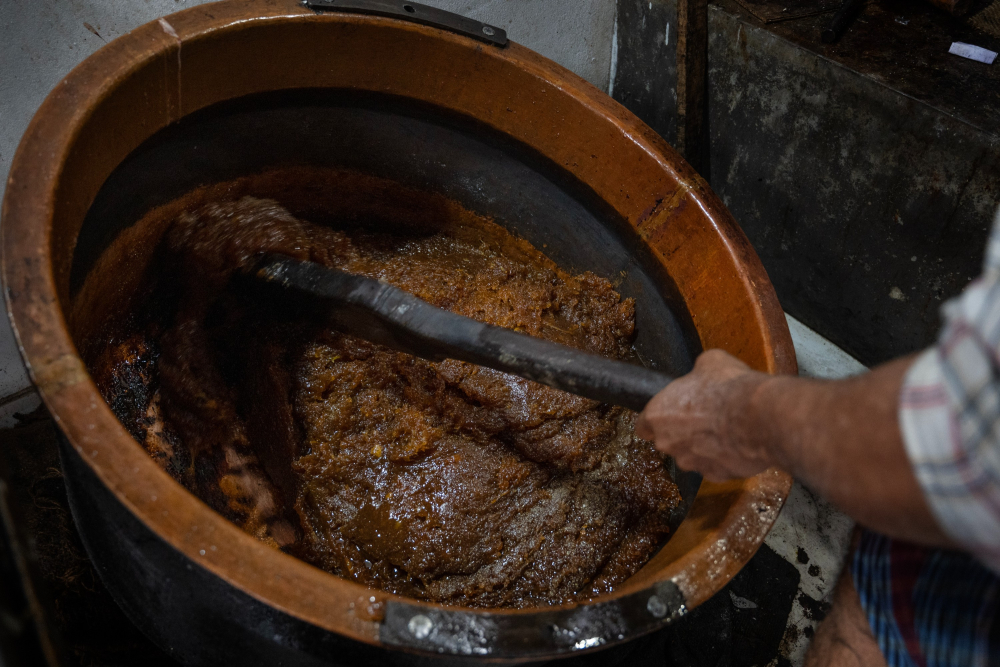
[89, 186, 680, 609]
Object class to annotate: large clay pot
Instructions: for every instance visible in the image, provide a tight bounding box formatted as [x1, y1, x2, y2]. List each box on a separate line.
[1, 1, 795, 664]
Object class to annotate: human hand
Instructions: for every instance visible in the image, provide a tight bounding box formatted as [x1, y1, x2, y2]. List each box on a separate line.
[635, 349, 776, 482]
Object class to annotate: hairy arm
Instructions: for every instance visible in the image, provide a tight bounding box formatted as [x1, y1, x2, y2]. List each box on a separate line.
[635, 349, 949, 547]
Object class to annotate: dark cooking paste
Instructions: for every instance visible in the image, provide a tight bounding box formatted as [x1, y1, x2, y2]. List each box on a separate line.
[90, 193, 681, 609]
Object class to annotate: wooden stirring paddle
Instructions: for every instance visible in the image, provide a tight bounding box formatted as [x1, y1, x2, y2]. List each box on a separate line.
[252, 254, 673, 411]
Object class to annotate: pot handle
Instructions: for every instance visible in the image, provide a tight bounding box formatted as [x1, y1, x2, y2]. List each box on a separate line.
[303, 0, 508, 46]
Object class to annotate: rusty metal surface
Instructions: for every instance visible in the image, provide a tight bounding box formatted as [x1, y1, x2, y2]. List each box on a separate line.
[708, 0, 1000, 364]
[760, 0, 1000, 134]
[613, 0, 1000, 365]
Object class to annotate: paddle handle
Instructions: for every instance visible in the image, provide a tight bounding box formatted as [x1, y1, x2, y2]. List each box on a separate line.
[255, 255, 673, 411]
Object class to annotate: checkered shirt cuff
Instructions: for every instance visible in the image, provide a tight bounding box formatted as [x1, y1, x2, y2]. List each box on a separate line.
[900, 279, 1000, 573]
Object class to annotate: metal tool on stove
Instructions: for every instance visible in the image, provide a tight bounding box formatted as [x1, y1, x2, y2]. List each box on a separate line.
[252, 254, 674, 412]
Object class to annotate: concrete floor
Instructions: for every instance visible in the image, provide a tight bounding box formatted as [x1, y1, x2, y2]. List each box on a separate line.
[765, 314, 864, 665]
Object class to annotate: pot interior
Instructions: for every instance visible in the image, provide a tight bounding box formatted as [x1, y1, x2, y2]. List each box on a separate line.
[68, 88, 704, 604]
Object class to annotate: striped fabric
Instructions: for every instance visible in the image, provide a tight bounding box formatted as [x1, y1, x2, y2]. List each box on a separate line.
[899, 206, 1000, 573]
[853, 530, 1000, 666]
[855, 206, 1000, 665]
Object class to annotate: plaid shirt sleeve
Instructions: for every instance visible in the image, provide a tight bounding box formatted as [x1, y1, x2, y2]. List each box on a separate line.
[899, 206, 1000, 572]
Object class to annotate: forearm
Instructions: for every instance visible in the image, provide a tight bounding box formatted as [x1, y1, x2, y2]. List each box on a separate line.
[744, 357, 950, 547]
[637, 349, 951, 546]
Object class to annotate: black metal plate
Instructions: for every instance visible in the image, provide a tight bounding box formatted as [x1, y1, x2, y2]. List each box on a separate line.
[304, 0, 508, 46]
[380, 581, 686, 659]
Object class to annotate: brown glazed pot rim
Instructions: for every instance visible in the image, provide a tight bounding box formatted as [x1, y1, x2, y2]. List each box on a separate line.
[1, 0, 795, 659]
